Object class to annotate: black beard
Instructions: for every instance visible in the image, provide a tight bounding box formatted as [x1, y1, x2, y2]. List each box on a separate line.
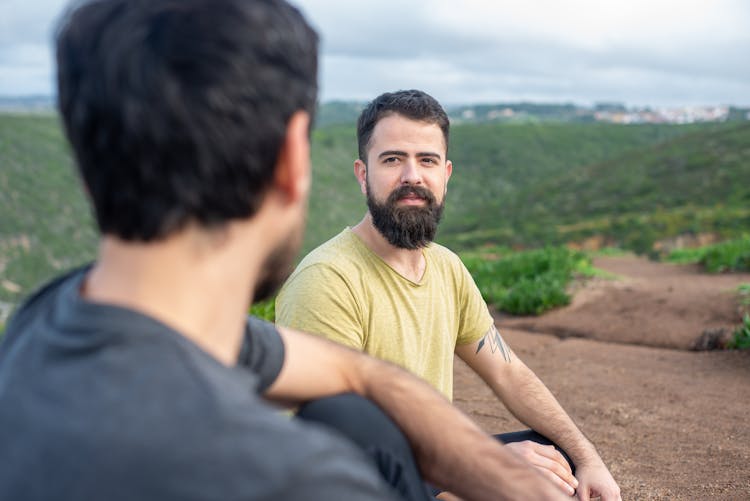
[366, 184, 444, 250]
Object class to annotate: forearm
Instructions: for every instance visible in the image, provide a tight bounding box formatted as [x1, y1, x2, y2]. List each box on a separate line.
[354, 354, 567, 500]
[493, 361, 601, 467]
[458, 328, 619, 499]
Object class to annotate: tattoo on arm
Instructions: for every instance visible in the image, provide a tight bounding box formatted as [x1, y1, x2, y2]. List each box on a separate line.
[475, 325, 511, 363]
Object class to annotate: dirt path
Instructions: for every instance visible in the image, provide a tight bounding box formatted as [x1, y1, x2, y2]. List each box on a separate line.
[502, 256, 750, 350]
[453, 256, 750, 500]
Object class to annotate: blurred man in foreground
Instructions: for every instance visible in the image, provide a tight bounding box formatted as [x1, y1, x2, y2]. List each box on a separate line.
[277, 89, 621, 500]
[0, 1, 570, 500]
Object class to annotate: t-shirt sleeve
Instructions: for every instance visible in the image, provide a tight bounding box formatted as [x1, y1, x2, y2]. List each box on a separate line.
[456, 257, 495, 346]
[275, 264, 365, 350]
[238, 316, 285, 393]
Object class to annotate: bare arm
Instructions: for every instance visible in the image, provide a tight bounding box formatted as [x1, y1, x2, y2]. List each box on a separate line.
[265, 325, 569, 501]
[456, 325, 621, 501]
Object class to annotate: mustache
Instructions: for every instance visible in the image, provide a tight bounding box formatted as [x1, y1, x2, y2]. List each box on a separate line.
[386, 185, 437, 205]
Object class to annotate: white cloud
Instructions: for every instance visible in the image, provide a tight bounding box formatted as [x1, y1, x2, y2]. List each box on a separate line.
[1, 0, 749, 106]
[0, 0, 68, 95]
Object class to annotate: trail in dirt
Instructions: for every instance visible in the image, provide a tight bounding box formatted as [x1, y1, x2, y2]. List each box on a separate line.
[452, 256, 750, 500]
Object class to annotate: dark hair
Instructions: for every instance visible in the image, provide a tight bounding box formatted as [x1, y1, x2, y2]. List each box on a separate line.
[56, 0, 318, 241]
[356, 89, 450, 163]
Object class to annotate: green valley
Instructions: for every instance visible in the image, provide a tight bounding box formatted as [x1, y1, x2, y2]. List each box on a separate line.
[1, 112, 748, 314]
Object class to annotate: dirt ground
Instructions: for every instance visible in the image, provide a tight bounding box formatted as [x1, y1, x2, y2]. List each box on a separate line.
[453, 256, 750, 500]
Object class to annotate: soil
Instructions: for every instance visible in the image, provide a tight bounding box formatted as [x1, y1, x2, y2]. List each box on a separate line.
[452, 256, 750, 500]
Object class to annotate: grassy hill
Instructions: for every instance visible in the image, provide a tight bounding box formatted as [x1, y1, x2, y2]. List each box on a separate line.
[506, 122, 750, 252]
[305, 120, 738, 251]
[1, 113, 748, 313]
[0, 114, 97, 307]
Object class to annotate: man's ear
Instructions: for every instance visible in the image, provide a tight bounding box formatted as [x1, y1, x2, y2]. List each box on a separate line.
[354, 159, 367, 195]
[274, 111, 311, 203]
[445, 159, 453, 183]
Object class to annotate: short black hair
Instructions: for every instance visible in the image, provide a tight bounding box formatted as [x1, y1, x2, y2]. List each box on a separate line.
[56, 0, 318, 241]
[356, 89, 449, 163]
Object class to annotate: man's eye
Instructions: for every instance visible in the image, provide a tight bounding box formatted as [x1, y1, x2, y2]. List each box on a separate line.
[422, 158, 436, 164]
[384, 157, 398, 163]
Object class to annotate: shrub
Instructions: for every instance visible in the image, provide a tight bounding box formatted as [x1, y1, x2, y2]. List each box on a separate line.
[463, 246, 588, 315]
[666, 247, 706, 264]
[665, 237, 750, 272]
[700, 236, 750, 272]
[727, 313, 750, 350]
[498, 274, 571, 315]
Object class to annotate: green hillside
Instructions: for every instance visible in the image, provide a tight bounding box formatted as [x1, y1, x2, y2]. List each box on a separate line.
[1, 113, 748, 313]
[305, 120, 735, 251]
[0, 114, 97, 306]
[510, 122, 750, 252]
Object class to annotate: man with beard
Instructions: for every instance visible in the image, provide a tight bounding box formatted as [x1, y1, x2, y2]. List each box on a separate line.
[277, 90, 621, 501]
[0, 3, 573, 501]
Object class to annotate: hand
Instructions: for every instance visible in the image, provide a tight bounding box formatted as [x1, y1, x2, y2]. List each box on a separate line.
[574, 460, 621, 501]
[506, 440, 578, 497]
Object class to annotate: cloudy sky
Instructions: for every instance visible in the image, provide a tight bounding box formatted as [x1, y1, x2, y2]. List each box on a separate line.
[1, 0, 748, 107]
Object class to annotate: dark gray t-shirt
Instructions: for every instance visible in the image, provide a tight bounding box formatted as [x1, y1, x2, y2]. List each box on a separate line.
[0, 268, 392, 500]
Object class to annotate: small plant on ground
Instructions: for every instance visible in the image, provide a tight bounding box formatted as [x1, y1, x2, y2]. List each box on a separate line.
[727, 313, 750, 350]
[700, 236, 750, 273]
[736, 283, 750, 308]
[666, 247, 706, 264]
[665, 236, 750, 272]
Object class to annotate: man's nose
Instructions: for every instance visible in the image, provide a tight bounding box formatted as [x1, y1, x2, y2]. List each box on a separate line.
[400, 159, 422, 184]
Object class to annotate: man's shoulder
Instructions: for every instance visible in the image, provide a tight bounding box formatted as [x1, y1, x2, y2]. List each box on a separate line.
[288, 229, 369, 281]
[0, 314, 387, 499]
[1, 267, 86, 347]
[426, 241, 465, 269]
[301, 228, 362, 263]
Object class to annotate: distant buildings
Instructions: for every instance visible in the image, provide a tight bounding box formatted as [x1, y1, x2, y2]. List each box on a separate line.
[448, 102, 746, 125]
[1, 96, 747, 125]
[593, 106, 730, 124]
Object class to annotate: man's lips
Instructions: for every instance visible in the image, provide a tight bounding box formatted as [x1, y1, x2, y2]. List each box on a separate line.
[397, 193, 427, 204]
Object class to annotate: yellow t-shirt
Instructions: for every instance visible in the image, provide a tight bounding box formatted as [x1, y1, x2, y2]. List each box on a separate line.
[276, 228, 493, 400]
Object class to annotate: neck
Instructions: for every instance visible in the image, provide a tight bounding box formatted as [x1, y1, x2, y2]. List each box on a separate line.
[82, 226, 262, 366]
[352, 214, 426, 282]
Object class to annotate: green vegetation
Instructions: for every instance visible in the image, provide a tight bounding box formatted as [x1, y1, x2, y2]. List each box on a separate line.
[727, 313, 750, 350]
[665, 246, 707, 264]
[665, 236, 750, 272]
[487, 122, 750, 254]
[461, 246, 594, 315]
[2, 112, 750, 319]
[738, 284, 750, 308]
[302, 118, 746, 257]
[315, 101, 365, 127]
[0, 113, 97, 306]
[441, 121, 731, 249]
[700, 236, 750, 273]
[249, 298, 276, 322]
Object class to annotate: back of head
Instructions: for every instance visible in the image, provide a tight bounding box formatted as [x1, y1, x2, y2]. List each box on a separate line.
[356, 89, 449, 163]
[56, 0, 318, 241]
